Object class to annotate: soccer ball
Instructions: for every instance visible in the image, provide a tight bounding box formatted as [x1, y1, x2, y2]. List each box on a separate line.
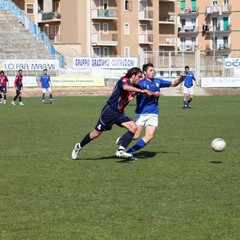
[211, 138, 226, 152]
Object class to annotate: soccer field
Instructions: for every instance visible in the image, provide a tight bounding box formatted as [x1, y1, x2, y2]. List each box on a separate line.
[1, 95, 240, 240]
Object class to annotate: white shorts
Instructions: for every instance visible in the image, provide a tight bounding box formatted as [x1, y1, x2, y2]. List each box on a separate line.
[183, 86, 193, 95]
[135, 114, 158, 128]
[42, 87, 52, 94]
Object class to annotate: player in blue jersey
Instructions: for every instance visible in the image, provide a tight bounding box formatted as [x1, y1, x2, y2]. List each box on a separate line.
[116, 63, 185, 157]
[71, 67, 156, 160]
[40, 69, 53, 103]
[182, 65, 198, 108]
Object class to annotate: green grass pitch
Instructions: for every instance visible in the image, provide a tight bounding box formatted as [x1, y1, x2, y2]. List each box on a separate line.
[0, 95, 240, 240]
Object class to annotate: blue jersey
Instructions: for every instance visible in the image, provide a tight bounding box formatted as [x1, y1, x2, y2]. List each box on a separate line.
[135, 78, 171, 115]
[40, 74, 51, 88]
[107, 77, 137, 112]
[184, 71, 196, 88]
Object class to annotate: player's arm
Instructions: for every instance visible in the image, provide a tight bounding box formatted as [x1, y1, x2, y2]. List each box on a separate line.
[153, 91, 160, 98]
[14, 77, 18, 90]
[171, 74, 186, 87]
[193, 75, 199, 86]
[123, 85, 154, 97]
[49, 76, 53, 89]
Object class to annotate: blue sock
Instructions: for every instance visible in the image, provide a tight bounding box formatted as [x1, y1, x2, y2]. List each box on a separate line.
[50, 93, 52, 101]
[42, 94, 45, 101]
[127, 138, 146, 154]
[184, 101, 188, 107]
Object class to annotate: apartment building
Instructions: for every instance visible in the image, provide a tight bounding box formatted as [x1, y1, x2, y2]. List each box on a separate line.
[12, 0, 240, 58]
[178, 0, 240, 57]
[13, 0, 61, 42]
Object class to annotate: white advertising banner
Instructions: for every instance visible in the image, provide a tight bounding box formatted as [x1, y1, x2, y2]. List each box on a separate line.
[51, 76, 105, 87]
[73, 57, 138, 69]
[8, 76, 38, 87]
[91, 69, 127, 79]
[58, 68, 91, 76]
[3, 59, 59, 71]
[201, 77, 240, 87]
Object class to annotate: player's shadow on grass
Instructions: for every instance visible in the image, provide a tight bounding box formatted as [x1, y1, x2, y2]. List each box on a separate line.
[117, 151, 157, 163]
[73, 150, 179, 162]
[209, 160, 223, 164]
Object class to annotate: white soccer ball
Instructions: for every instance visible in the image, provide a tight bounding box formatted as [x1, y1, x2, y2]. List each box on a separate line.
[211, 138, 226, 152]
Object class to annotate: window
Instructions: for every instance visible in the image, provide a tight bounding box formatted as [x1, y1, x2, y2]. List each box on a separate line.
[180, 0, 186, 10]
[103, 23, 109, 35]
[191, 37, 196, 48]
[103, 47, 109, 56]
[212, 17, 218, 29]
[103, 0, 108, 9]
[26, 4, 34, 14]
[124, 23, 130, 35]
[124, 1, 132, 11]
[212, 0, 217, 6]
[53, 1, 60, 12]
[93, 47, 101, 57]
[139, 0, 147, 11]
[124, 47, 130, 57]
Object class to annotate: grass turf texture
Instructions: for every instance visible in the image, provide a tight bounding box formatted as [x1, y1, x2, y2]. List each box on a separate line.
[0, 95, 239, 240]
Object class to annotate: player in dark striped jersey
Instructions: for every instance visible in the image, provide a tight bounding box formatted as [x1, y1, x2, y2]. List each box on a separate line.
[11, 69, 24, 106]
[0, 71, 9, 104]
[71, 67, 158, 160]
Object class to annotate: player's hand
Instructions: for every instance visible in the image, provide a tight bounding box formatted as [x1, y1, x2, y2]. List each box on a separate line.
[141, 89, 153, 97]
[180, 73, 186, 79]
[154, 91, 160, 98]
[128, 96, 134, 101]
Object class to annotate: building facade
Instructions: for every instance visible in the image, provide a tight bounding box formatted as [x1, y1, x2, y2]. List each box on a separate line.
[12, 0, 240, 58]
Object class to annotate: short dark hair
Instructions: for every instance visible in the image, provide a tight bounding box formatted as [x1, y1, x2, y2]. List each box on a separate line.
[0, 70, 4, 74]
[43, 68, 47, 71]
[142, 63, 154, 72]
[185, 65, 190, 70]
[18, 69, 22, 72]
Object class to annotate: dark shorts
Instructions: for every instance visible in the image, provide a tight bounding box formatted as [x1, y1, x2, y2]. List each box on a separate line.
[94, 104, 132, 132]
[0, 86, 7, 93]
[16, 88, 22, 95]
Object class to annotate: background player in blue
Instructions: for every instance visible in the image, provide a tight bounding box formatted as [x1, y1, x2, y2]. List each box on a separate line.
[40, 69, 53, 103]
[71, 67, 155, 160]
[182, 65, 198, 108]
[116, 63, 185, 157]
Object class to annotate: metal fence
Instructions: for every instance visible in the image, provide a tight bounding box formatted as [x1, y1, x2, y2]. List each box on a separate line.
[141, 50, 235, 80]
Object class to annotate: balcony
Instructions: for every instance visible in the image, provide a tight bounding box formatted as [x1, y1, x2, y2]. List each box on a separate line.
[178, 25, 199, 34]
[159, 15, 176, 24]
[202, 24, 231, 34]
[206, 43, 231, 51]
[179, 44, 198, 52]
[159, 37, 176, 46]
[138, 10, 153, 20]
[91, 33, 118, 46]
[178, 7, 199, 16]
[91, 9, 117, 19]
[138, 34, 153, 44]
[206, 5, 231, 15]
[37, 11, 61, 23]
